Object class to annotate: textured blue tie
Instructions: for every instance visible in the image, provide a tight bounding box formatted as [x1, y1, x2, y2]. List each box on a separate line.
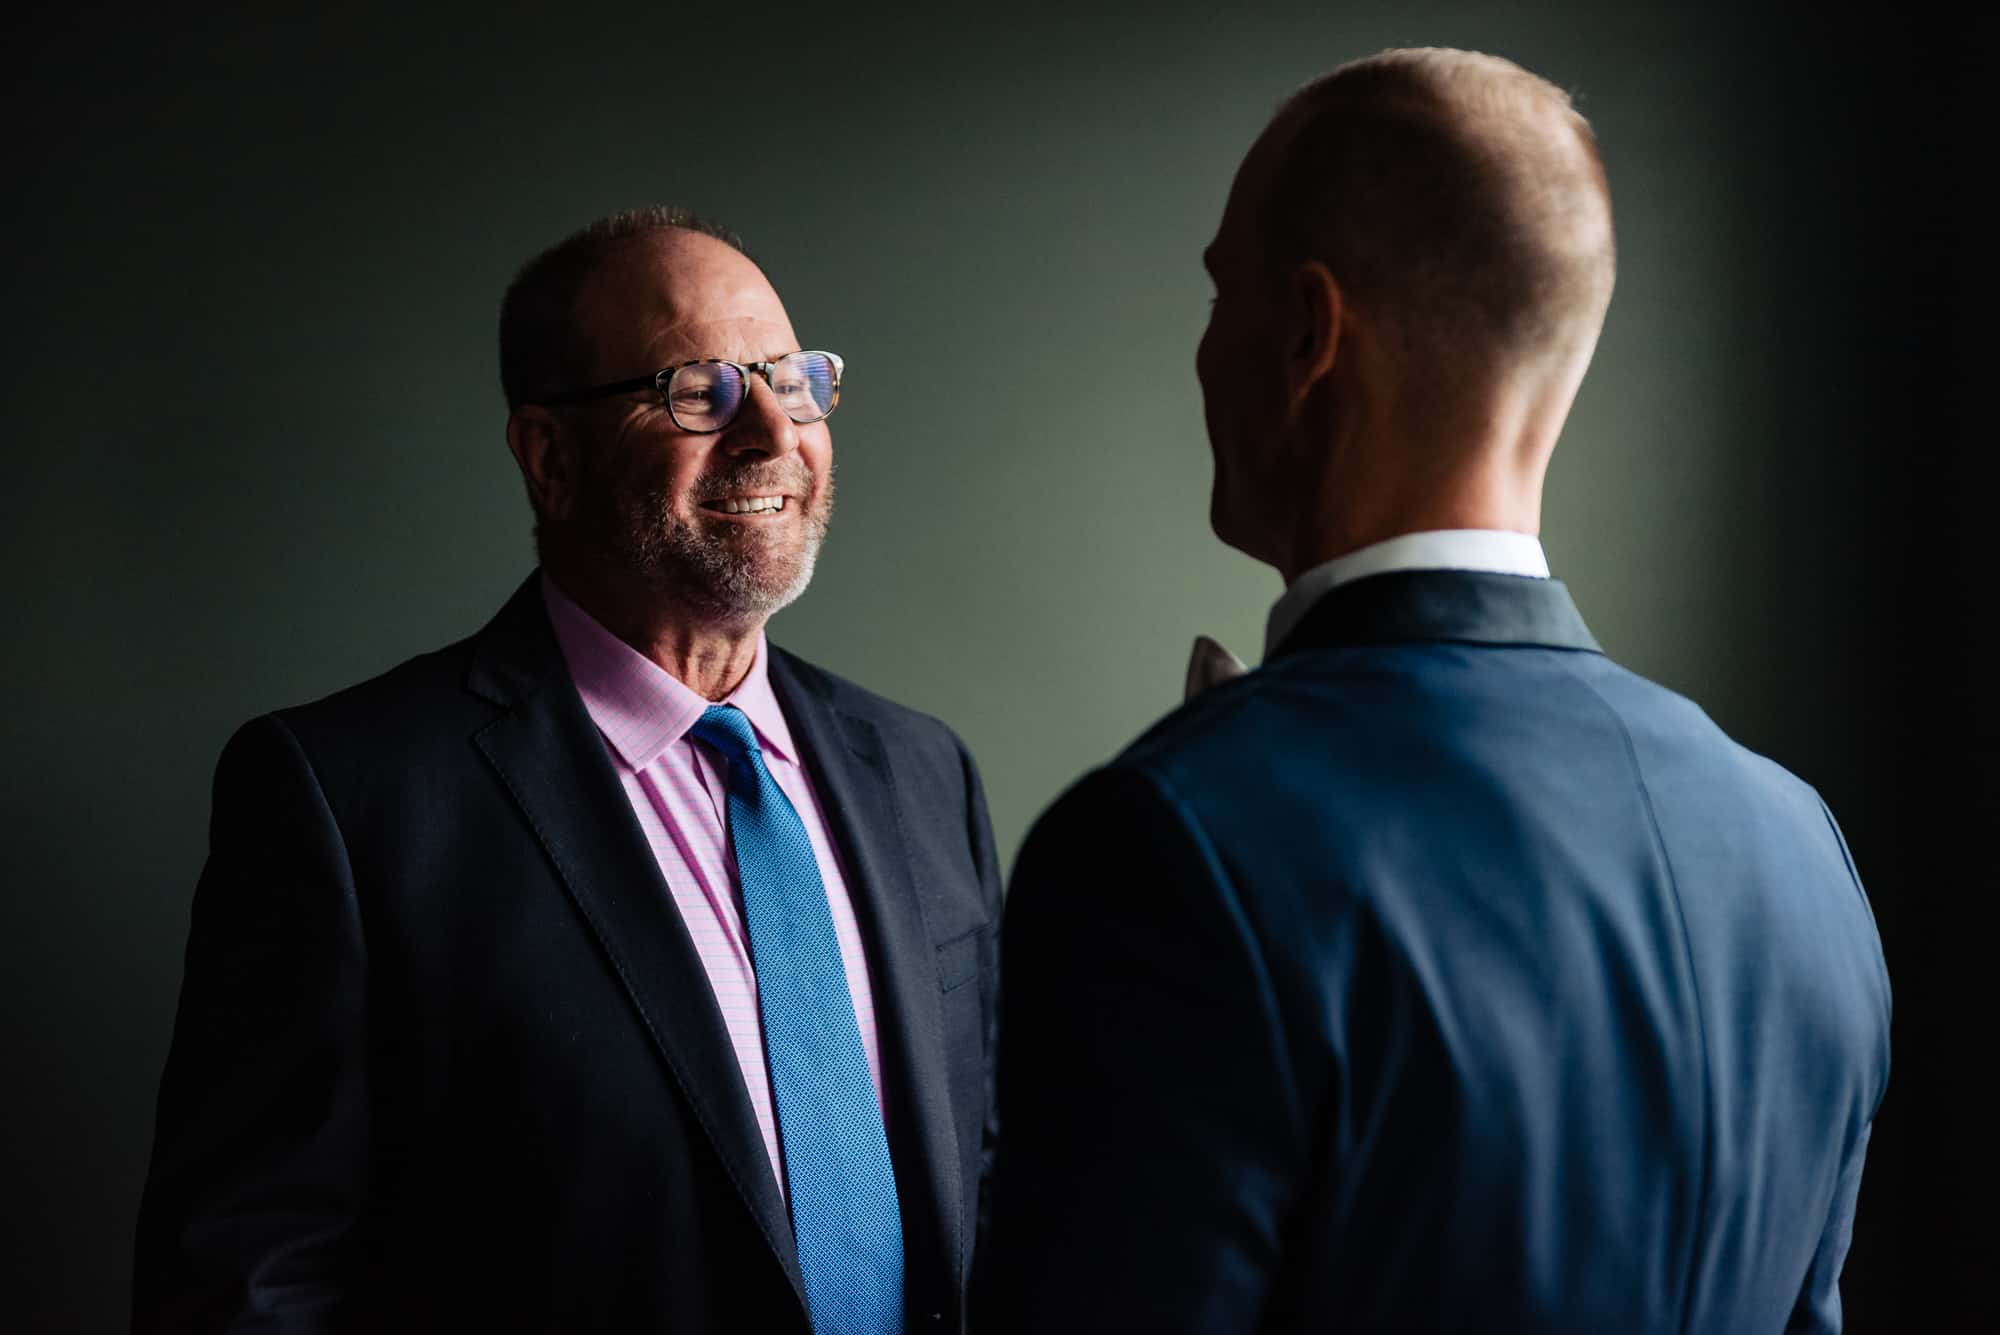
[689, 705, 904, 1335]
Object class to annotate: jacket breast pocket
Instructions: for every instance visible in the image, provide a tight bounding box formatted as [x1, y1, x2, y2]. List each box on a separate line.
[934, 925, 986, 993]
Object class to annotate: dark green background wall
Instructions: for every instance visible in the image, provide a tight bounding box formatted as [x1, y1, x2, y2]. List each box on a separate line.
[4, 3, 1986, 1328]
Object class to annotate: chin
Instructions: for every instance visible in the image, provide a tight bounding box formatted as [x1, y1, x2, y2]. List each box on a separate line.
[723, 557, 817, 620]
[1213, 496, 1287, 572]
[1208, 477, 1252, 556]
[1208, 496, 1237, 549]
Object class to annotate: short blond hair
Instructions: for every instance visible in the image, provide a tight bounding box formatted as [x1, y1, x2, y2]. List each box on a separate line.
[1264, 48, 1617, 370]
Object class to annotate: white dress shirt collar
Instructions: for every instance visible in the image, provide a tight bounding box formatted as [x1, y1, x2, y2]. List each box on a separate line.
[1263, 529, 1550, 659]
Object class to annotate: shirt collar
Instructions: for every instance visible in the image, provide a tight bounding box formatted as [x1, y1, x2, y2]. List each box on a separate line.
[541, 573, 799, 770]
[1264, 529, 1550, 659]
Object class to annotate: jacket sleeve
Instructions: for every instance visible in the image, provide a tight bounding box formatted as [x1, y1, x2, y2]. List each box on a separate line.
[973, 763, 1308, 1334]
[1787, 798, 1891, 1335]
[133, 714, 372, 1333]
[1786, 1125, 1871, 1335]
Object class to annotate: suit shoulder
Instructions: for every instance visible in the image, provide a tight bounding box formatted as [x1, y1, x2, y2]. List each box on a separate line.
[1114, 656, 1340, 786]
[203, 629, 494, 800]
[770, 645, 968, 754]
[270, 633, 481, 736]
[1018, 696, 1265, 890]
[195, 630, 490, 832]
[1559, 652, 1831, 811]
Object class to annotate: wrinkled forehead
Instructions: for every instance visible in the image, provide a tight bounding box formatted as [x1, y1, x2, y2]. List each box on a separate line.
[579, 232, 802, 373]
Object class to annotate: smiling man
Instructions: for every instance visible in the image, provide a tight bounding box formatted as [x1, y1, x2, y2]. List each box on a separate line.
[135, 209, 1002, 1334]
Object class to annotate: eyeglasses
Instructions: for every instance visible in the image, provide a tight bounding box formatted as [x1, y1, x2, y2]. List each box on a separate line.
[533, 350, 844, 434]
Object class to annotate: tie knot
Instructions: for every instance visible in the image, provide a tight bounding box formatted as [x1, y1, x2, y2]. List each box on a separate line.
[690, 704, 761, 764]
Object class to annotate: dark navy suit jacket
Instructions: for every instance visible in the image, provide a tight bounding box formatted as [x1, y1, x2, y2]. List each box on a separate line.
[135, 574, 1002, 1333]
[978, 571, 1889, 1334]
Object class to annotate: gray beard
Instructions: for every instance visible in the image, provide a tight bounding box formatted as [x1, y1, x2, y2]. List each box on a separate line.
[608, 463, 833, 623]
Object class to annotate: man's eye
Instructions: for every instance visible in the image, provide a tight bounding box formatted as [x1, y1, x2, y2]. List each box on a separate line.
[675, 389, 717, 407]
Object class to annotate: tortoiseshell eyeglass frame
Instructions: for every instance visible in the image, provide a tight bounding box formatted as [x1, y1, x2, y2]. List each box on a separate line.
[532, 350, 844, 434]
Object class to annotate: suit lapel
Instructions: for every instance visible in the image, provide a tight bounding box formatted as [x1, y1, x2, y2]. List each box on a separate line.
[465, 576, 806, 1308]
[768, 650, 965, 1306]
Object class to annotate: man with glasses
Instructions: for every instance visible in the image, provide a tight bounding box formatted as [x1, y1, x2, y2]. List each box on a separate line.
[135, 209, 1001, 1334]
[978, 49, 1889, 1333]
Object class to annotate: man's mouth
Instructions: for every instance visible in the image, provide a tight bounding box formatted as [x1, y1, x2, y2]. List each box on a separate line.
[700, 494, 789, 515]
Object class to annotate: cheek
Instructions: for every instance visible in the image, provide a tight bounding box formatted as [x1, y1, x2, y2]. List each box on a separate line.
[1196, 327, 1221, 429]
[592, 419, 666, 484]
[640, 434, 707, 500]
[603, 447, 700, 521]
[799, 431, 834, 486]
[1197, 314, 1249, 430]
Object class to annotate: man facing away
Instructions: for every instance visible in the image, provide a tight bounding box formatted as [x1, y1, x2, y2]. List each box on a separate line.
[977, 49, 1889, 1334]
[135, 210, 1002, 1333]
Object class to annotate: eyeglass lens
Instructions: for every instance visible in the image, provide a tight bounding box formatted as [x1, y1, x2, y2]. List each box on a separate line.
[667, 352, 838, 432]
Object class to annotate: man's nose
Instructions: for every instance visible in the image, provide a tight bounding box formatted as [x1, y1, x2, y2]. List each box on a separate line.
[719, 376, 800, 459]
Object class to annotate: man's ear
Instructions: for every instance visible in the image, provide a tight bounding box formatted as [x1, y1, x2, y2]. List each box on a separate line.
[1286, 259, 1343, 404]
[505, 406, 577, 524]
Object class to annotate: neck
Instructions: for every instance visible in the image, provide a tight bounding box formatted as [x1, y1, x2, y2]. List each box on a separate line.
[545, 560, 765, 701]
[1281, 461, 1545, 583]
[1275, 369, 1572, 584]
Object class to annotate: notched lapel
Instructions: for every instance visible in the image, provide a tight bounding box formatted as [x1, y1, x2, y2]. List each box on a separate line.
[769, 657, 967, 1306]
[466, 577, 806, 1307]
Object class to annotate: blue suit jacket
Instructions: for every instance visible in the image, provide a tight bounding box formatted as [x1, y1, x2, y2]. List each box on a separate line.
[978, 571, 1889, 1334]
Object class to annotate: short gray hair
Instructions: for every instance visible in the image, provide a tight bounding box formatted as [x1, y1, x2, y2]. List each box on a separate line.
[498, 207, 750, 409]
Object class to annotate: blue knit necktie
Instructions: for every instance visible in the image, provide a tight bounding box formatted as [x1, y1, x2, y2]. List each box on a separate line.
[690, 705, 904, 1335]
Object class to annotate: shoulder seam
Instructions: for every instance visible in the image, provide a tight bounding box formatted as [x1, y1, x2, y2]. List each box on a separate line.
[258, 711, 365, 930]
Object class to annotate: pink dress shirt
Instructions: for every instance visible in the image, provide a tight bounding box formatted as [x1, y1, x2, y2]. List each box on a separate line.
[541, 577, 885, 1197]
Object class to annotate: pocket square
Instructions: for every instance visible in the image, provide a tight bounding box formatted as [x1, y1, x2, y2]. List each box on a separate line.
[1185, 634, 1248, 702]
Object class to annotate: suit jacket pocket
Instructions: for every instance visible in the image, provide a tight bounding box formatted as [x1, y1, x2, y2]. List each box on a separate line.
[935, 925, 985, 993]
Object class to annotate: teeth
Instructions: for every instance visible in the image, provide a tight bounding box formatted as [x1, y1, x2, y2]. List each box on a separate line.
[720, 495, 786, 514]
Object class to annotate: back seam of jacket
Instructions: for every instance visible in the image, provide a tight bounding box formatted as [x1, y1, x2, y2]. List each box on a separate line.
[1555, 659, 1713, 1335]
